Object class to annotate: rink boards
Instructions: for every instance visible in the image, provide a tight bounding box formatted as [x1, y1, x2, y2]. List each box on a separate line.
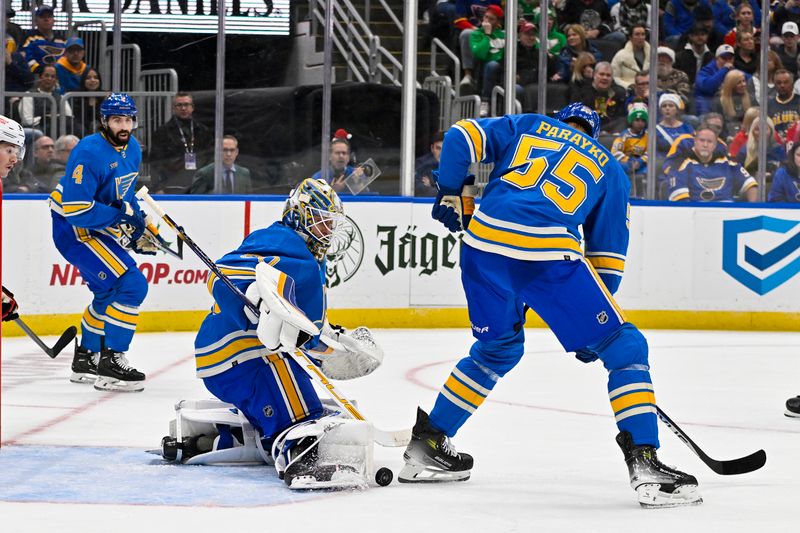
[2, 195, 799, 334]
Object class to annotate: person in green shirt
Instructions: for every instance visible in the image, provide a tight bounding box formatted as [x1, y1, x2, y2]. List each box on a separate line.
[470, 4, 506, 116]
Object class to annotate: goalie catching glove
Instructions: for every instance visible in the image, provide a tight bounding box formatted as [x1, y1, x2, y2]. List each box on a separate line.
[306, 322, 384, 380]
[244, 262, 320, 353]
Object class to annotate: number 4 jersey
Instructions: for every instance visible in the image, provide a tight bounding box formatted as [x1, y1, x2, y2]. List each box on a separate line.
[439, 114, 631, 293]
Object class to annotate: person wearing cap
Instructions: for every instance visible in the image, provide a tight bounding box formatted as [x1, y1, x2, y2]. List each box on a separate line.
[656, 46, 691, 107]
[517, 19, 560, 92]
[776, 22, 800, 78]
[773, 1, 800, 46]
[673, 4, 723, 52]
[694, 44, 735, 115]
[723, 2, 759, 47]
[654, 93, 694, 197]
[21, 6, 66, 74]
[453, 1, 503, 92]
[610, 24, 650, 89]
[469, 5, 506, 117]
[611, 103, 649, 196]
[674, 23, 713, 85]
[528, 8, 566, 55]
[55, 37, 89, 95]
[557, 0, 617, 42]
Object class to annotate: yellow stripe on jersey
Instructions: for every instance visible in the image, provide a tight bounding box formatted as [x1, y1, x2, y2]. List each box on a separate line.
[105, 304, 139, 327]
[581, 258, 626, 322]
[82, 306, 105, 330]
[587, 256, 625, 273]
[273, 358, 307, 421]
[62, 201, 94, 216]
[444, 374, 486, 409]
[85, 238, 127, 276]
[454, 119, 486, 163]
[468, 218, 583, 254]
[195, 336, 263, 369]
[610, 391, 657, 414]
[207, 266, 255, 295]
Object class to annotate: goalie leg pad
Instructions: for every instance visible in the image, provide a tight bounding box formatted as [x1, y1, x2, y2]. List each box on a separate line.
[272, 415, 374, 490]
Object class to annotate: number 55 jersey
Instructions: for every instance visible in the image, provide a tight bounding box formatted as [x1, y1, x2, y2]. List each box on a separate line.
[439, 114, 631, 293]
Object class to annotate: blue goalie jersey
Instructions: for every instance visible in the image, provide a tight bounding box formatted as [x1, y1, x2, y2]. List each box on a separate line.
[439, 114, 631, 292]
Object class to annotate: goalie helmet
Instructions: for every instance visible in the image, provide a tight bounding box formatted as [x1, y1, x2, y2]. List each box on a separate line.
[100, 93, 138, 129]
[0, 115, 26, 160]
[283, 178, 345, 260]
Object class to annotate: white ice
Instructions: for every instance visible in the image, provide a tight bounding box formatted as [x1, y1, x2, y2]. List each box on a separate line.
[1, 328, 798, 533]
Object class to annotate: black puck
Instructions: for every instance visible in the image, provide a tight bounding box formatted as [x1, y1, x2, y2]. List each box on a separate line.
[375, 467, 393, 486]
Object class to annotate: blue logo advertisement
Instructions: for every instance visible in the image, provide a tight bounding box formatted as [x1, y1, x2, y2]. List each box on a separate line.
[722, 216, 800, 295]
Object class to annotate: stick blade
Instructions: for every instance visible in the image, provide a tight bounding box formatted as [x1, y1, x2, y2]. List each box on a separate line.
[49, 326, 78, 358]
[714, 449, 767, 476]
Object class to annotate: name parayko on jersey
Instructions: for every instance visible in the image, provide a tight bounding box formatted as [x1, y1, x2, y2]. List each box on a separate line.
[534, 121, 611, 168]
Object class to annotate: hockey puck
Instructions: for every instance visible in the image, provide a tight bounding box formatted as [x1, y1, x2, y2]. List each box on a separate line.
[375, 467, 393, 486]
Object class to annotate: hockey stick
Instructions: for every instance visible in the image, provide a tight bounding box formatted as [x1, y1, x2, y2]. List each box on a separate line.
[656, 406, 766, 475]
[14, 317, 77, 358]
[136, 187, 411, 448]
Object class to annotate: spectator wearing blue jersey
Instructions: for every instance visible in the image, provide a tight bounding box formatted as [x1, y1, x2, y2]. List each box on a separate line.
[21, 6, 65, 74]
[55, 37, 88, 95]
[663, 0, 708, 45]
[695, 44, 735, 116]
[770, 142, 800, 202]
[667, 126, 758, 201]
[655, 93, 694, 197]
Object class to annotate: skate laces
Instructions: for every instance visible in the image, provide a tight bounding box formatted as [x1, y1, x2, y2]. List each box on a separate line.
[440, 436, 457, 457]
[111, 352, 134, 370]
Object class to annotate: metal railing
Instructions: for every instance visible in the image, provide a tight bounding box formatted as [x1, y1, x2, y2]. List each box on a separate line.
[490, 86, 522, 117]
[73, 20, 108, 89]
[6, 91, 60, 139]
[451, 95, 481, 122]
[431, 38, 461, 98]
[422, 75, 453, 131]
[104, 44, 142, 92]
[140, 69, 179, 95]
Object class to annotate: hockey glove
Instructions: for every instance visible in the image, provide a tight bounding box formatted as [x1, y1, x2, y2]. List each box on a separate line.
[2, 286, 19, 322]
[308, 323, 384, 380]
[431, 173, 477, 233]
[114, 201, 146, 243]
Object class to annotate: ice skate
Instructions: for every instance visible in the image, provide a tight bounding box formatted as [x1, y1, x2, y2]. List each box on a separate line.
[785, 396, 800, 418]
[398, 407, 473, 483]
[94, 348, 145, 392]
[69, 344, 97, 384]
[616, 431, 702, 508]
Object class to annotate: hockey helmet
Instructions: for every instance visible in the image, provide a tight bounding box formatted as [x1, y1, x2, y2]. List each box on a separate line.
[282, 178, 345, 260]
[556, 103, 601, 139]
[100, 93, 138, 129]
[0, 114, 26, 160]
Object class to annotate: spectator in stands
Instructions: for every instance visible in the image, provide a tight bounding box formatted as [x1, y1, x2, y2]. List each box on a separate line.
[667, 126, 758, 202]
[769, 142, 800, 202]
[624, 71, 650, 111]
[724, 2, 759, 47]
[733, 31, 757, 75]
[674, 23, 713, 86]
[656, 93, 695, 163]
[768, 69, 800, 145]
[728, 106, 760, 157]
[575, 61, 626, 133]
[21, 6, 65, 74]
[414, 130, 444, 197]
[713, 69, 752, 141]
[529, 8, 566, 56]
[567, 52, 597, 101]
[149, 92, 213, 193]
[609, 0, 651, 41]
[557, 0, 621, 44]
[656, 46, 692, 108]
[773, 1, 800, 46]
[611, 103, 649, 196]
[470, 5, 506, 116]
[555, 24, 602, 82]
[5, 34, 34, 92]
[55, 37, 88, 95]
[47, 133, 78, 189]
[748, 50, 783, 105]
[663, 0, 708, 46]
[12, 135, 55, 193]
[19, 64, 73, 133]
[688, 4, 724, 52]
[695, 44, 735, 116]
[74, 67, 103, 134]
[610, 24, 650, 89]
[775, 22, 800, 78]
[455, 2, 503, 92]
[190, 135, 252, 194]
[312, 138, 365, 194]
[736, 117, 785, 178]
[5, 7, 24, 50]
[517, 20, 559, 108]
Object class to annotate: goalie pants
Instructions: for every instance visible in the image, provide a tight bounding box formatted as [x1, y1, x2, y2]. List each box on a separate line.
[202, 355, 324, 443]
[51, 215, 148, 353]
[428, 245, 659, 448]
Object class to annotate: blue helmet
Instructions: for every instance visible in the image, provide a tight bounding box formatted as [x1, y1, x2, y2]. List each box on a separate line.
[100, 93, 138, 120]
[556, 103, 600, 139]
[282, 178, 345, 260]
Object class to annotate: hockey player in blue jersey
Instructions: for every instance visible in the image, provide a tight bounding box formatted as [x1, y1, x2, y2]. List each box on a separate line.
[175, 178, 384, 489]
[49, 93, 158, 392]
[399, 103, 702, 508]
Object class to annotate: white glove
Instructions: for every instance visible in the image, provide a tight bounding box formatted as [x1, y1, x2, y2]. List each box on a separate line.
[311, 325, 384, 380]
[244, 263, 320, 353]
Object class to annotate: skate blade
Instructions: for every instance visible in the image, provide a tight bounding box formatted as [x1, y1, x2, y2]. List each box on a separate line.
[636, 484, 703, 508]
[784, 409, 800, 418]
[397, 463, 471, 483]
[93, 377, 144, 393]
[70, 372, 97, 384]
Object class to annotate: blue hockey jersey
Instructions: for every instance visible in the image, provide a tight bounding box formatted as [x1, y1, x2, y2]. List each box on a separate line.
[667, 155, 757, 202]
[194, 222, 327, 378]
[49, 132, 143, 231]
[439, 114, 631, 292]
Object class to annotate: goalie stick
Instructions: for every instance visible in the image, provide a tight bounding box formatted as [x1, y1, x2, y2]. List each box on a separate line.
[14, 318, 77, 359]
[135, 187, 411, 448]
[656, 406, 766, 475]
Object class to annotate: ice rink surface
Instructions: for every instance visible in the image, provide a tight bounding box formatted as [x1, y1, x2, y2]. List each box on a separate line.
[1, 328, 798, 533]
